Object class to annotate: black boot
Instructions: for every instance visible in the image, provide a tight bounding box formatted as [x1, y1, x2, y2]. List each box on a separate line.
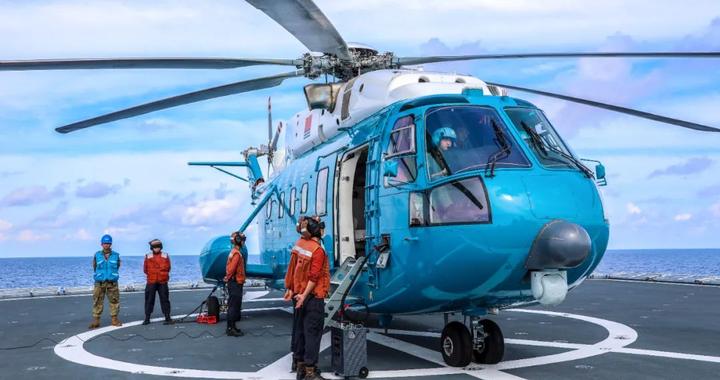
[142, 316, 151, 325]
[291, 357, 298, 373]
[163, 315, 174, 325]
[295, 362, 306, 380]
[304, 365, 326, 380]
[226, 326, 244, 337]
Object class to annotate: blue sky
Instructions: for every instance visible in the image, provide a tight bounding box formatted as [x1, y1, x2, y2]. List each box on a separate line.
[1, 0, 719, 257]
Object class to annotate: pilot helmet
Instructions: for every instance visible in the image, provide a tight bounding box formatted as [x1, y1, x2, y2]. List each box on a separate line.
[432, 126, 457, 146]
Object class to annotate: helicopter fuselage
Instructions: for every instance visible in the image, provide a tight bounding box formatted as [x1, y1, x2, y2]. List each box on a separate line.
[200, 71, 609, 315]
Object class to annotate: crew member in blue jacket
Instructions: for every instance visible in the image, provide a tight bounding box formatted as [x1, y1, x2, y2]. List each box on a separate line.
[89, 234, 122, 329]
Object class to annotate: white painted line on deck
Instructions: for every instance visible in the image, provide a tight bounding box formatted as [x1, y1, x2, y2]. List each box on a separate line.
[615, 347, 720, 363]
[54, 305, 720, 379]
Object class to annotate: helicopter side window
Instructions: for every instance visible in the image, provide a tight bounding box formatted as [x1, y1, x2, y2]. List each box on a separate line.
[505, 107, 575, 169]
[289, 187, 296, 216]
[385, 115, 418, 186]
[316, 167, 329, 216]
[409, 191, 426, 226]
[424, 106, 530, 180]
[279, 192, 285, 218]
[301, 183, 308, 213]
[428, 177, 490, 225]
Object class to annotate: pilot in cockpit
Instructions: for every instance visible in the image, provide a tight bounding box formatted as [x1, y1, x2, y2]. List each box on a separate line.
[428, 126, 457, 178]
[433, 126, 456, 151]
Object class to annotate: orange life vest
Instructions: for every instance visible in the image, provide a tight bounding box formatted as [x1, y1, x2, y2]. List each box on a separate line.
[225, 247, 246, 284]
[144, 251, 170, 284]
[290, 238, 330, 298]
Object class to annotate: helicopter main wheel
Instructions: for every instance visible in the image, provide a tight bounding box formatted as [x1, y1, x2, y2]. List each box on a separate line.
[440, 321, 473, 367]
[472, 319, 504, 364]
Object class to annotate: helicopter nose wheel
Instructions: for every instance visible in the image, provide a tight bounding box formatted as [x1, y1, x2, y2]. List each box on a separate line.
[440, 317, 505, 367]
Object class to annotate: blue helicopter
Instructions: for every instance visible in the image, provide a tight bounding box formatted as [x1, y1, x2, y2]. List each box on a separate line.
[4, 0, 719, 367]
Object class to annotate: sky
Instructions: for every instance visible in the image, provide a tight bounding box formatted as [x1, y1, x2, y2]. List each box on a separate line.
[1, 0, 719, 257]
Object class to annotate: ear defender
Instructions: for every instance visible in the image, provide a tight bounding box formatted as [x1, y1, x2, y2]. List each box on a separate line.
[233, 232, 246, 246]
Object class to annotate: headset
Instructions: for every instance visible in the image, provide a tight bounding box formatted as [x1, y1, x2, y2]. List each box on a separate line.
[306, 218, 325, 238]
[149, 239, 163, 250]
[232, 231, 246, 246]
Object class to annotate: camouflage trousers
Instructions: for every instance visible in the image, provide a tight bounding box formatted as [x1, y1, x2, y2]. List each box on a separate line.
[92, 281, 120, 317]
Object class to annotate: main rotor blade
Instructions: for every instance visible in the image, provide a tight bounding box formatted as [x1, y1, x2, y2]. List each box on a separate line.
[487, 82, 720, 133]
[56, 70, 303, 134]
[397, 52, 720, 66]
[0, 57, 301, 71]
[245, 0, 351, 61]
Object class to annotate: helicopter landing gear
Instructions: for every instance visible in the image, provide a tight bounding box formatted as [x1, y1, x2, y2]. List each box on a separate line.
[440, 315, 505, 367]
[440, 321, 472, 367]
[470, 318, 504, 364]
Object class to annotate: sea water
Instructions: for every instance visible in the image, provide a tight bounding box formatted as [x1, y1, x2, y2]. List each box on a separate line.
[0, 249, 718, 292]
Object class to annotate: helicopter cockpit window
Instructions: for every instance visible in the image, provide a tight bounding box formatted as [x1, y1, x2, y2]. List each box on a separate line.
[301, 183, 308, 213]
[316, 168, 328, 216]
[429, 177, 490, 225]
[505, 107, 574, 169]
[289, 187, 296, 216]
[425, 106, 530, 180]
[387, 116, 415, 158]
[279, 192, 285, 218]
[385, 115, 418, 186]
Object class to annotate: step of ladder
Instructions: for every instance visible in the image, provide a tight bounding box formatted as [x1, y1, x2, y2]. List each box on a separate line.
[324, 256, 367, 327]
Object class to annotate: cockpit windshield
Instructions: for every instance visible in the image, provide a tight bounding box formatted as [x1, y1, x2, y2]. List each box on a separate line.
[505, 107, 575, 169]
[424, 106, 530, 180]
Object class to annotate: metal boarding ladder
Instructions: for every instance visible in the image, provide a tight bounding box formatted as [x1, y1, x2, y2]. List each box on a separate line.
[324, 255, 368, 327]
[362, 134, 384, 287]
[363, 134, 382, 249]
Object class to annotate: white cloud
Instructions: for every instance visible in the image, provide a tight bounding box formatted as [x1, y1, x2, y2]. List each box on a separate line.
[65, 228, 92, 241]
[0, 184, 66, 207]
[0, 219, 12, 231]
[674, 213, 693, 221]
[17, 229, 51, 242]
[171, 198, 240, 226]
[711, 202, 720, 217]
[626, 202, 642, 215]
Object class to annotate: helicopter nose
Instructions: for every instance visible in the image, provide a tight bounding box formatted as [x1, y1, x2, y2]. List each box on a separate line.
[525, 220, 591, 270]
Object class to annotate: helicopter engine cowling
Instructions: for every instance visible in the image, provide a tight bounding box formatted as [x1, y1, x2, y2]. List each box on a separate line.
[525, 220, 591, 270]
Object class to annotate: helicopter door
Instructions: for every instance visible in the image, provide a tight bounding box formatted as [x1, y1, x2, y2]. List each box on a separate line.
[335, 145, 369, 264]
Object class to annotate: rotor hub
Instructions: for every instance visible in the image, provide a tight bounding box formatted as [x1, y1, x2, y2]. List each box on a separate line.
[300, 49, 397, 81]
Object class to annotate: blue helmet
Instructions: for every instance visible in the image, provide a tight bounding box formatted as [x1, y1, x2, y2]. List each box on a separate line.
[101, 234, 113, 244]
[432, 127, 457, 146]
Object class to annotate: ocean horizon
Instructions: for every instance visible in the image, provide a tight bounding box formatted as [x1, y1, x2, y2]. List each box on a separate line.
[1, 248, 719, 291]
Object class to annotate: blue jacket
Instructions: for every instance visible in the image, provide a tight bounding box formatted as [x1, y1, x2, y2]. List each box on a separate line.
[94, 250, 120, 282]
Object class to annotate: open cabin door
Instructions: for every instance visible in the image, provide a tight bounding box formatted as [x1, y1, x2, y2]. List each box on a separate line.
[335, 145, 369, 265]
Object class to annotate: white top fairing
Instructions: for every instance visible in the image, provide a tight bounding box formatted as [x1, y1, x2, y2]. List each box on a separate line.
[286, 69, 489, 157]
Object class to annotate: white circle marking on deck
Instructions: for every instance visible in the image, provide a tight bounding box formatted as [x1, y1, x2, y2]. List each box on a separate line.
[58, 304, 710, 379]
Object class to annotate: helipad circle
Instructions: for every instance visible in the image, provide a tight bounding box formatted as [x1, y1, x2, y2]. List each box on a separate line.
[54, 301, 638, 379]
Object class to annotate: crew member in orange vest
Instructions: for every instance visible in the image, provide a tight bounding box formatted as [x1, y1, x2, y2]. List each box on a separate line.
[290, 217, 330, 380]
[225, 231, 246, 337]
[142, 239, 173, 325]
[285, 215, 313, 373]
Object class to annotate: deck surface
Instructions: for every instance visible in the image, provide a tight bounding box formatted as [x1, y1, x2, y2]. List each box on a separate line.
[1, 279, 719, 379]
